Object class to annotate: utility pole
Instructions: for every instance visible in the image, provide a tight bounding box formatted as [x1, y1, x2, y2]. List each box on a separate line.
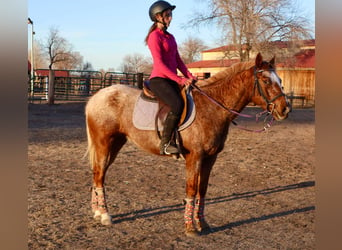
[28, 18, 35, 96]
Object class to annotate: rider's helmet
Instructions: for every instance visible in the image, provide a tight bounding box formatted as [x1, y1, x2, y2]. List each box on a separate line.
[149, 1, 176, 22]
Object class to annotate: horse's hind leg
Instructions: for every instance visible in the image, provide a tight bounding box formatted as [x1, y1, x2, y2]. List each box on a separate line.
[90, 133, 127, 225]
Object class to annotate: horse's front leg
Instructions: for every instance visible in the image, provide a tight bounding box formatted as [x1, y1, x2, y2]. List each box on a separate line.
[194, 155, 217, 233]
[183, 154, 201, 236]
[194, 198, 210, 232]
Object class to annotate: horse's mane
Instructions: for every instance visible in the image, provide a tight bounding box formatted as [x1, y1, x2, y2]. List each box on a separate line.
[196, 60, 255, 88]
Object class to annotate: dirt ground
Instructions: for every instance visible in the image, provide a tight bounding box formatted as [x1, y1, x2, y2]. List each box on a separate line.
[28, 102, 315, 249]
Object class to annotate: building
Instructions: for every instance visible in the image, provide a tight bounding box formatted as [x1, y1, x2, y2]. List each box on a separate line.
[187, 40, 315, 77]
[186, 40, 315, 107]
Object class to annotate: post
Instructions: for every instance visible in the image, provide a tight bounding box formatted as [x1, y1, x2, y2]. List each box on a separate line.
[45, 77, 48, 100]
[85, 74, 90, 96]
[137, 73, 144, 89]
[289, 91, 294, 107]
[48, 70, 55, 105]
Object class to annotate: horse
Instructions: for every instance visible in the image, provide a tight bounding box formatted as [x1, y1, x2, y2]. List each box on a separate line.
[85, 53, 291, 236]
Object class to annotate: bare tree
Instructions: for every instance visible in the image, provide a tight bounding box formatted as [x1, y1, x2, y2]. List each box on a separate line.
[82, 61, 94, 71]
[54, 51, 83, 70]
[189, 0, 313, 61]
[179, 36, 208, 64]
[28, 42, 48, 69]
[120, 53, 152, 73]
[44, 27, 83, 69]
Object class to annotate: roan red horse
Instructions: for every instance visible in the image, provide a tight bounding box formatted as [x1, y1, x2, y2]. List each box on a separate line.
[85, 53, 291, 236]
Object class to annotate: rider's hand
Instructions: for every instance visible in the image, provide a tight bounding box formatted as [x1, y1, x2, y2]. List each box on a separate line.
[191, 75, 198, 81]
[180, 78, 193, 86]
[184, 78, 193, 86]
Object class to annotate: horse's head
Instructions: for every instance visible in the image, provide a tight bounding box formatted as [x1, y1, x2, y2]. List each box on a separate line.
[251, 53, 291, 121]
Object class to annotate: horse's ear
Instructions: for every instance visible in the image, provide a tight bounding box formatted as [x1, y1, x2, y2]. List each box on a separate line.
[255, 53, 263, 68]
[270, 56, 276, 67]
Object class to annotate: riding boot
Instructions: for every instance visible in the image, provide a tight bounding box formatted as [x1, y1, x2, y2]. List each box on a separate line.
[160, 111, 180, 155]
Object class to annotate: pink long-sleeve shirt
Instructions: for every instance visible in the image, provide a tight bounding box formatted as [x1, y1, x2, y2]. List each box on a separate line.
[147, 28, 193, 85]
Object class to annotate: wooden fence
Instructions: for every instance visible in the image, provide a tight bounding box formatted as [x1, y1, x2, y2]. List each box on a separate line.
[278, 68, 315, 107]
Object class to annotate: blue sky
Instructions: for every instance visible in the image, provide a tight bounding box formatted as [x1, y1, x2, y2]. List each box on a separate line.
[28, 0, 315, 71]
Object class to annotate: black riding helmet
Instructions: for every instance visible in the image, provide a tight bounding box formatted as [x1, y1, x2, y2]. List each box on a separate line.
[149, 1, 176, 22]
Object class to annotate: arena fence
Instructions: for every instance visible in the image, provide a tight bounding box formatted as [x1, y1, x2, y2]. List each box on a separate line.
[28, 69, 147, 103]
[28, 69, 314, 107]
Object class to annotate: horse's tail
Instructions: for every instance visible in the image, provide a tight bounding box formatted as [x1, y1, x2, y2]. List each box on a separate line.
[84, 114, 96, 170]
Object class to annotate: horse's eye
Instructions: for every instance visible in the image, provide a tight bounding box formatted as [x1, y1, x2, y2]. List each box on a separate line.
[263, 78, 271, 85]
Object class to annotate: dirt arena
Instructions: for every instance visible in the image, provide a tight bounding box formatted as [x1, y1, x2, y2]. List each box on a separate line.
[28, 102, 315, 249]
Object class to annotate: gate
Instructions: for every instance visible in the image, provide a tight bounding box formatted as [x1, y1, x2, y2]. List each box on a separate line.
[53, 70, 103, 101]
[103, 72, 146, 89]
[28, 70, 148, 103]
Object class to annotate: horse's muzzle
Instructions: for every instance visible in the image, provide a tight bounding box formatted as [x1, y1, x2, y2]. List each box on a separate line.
[274, 105, 291, 121]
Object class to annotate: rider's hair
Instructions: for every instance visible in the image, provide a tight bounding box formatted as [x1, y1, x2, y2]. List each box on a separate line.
[145, 22, 158, 45]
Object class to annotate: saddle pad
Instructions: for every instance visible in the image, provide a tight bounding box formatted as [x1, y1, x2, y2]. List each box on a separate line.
[133, 91, 196, 131]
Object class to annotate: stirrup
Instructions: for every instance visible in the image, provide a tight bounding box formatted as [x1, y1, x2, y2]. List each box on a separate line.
[160, 141, 179, 155]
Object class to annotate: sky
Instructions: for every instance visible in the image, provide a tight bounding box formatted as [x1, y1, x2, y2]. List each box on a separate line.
[28, 0, 315, 71]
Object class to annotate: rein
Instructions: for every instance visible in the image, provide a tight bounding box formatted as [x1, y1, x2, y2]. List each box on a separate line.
[190, 79, 274, 133]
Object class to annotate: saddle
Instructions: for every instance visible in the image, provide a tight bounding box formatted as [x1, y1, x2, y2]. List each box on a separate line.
[132, 80, 196, 132]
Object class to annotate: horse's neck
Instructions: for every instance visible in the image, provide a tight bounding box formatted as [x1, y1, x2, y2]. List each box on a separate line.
[201, 67, 254, 112]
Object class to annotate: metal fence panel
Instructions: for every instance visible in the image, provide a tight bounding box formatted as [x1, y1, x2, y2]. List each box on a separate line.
[28, 70, 101, 102]
[53, 70, 103, 101]
[28, 70, 150, 103]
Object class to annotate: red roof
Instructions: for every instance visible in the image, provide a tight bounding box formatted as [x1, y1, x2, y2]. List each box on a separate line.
[187, 49, 315, 69]
[277, 49, 315, 68]
[202, 40, 315, 53]
[35, 69, 70, 77]
[302, 39, 315, 46]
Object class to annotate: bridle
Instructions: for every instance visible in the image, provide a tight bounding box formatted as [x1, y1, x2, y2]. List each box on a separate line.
[253, 67, 287, 118]
[254, 67, 285, 112]
[190, 66, 285, 133]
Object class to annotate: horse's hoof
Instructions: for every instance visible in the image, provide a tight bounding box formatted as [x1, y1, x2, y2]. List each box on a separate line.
[197, 220, 212, 233]
[185, 230, 200, 237]
[185, 223, 200, 237]
[199, 226, 213, 234]
[93, 210, 101, 221]
[100, 213, 112, 225]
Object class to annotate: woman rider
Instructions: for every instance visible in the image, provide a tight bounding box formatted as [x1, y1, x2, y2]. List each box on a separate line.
[145, 1, 196, 155]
